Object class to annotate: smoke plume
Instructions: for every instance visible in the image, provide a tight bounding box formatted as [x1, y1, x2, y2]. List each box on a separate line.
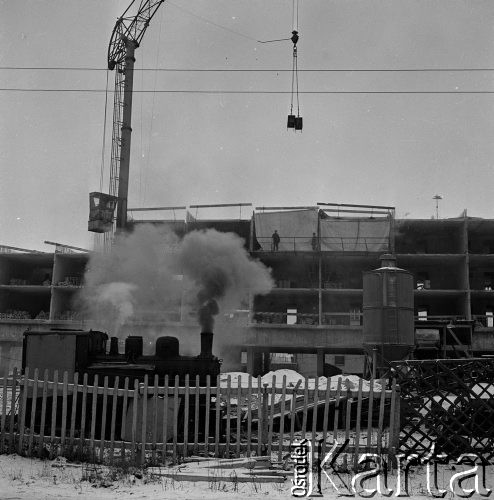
[77, 225, 273, 339]
[179, 229, 273, 331]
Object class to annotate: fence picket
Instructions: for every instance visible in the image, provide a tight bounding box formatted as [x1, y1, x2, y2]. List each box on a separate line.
[60, 371, 68, 454]
[161, 375, 169, 462]
[49, 370, 59, 456]
[261, 383, 269, 455]
[278, 375, 287, 462]
[120, 377, 129, 460]
[100, 376, 109, 463]
[301, 379, 309, 440]
[151, 374, 159, 464]
[246, 375, 252, 457]
[39, 370, 49, 452]
[79, 373, 88, 452]
[387, 378, 398, 466]
[289, 379, 302, 449]
[18, 367, 29, 454]
[332, 378, 342, 442]
[321, 378, 331, 457]
[1, 372, 8, 453]
[236, 375, 241, 458]
[69, 372, 78, 449]
[131, 378, 139, 463]
[353, 378, 364, 470]
[9, 367, 18, 452]
[184, 374, 189, 458]
[344, 395, 352, 470]
[194, 374, 199, 456]
[215, 375, 220, 457]
[109, 376, 119, 462]
[377, 379, 386, 456]
[204, 375, 210, 456]
[28, 368, 39, 456]
[256, 376, 262, 457]
[311, 377, 319, 457]
[225, 375, 231, 458]
[366, 380, 375, 454]
[268, 376, 276, 457]
[140, 374, 149, 465]
[89, 374, 99, 459]
[172, 375, 179, 462]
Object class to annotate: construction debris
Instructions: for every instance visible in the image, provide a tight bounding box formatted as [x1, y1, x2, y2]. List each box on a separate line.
[147, 455, 287, 483]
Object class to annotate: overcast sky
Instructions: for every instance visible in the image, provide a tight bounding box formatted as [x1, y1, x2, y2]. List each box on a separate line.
[2, 0, 494, 251]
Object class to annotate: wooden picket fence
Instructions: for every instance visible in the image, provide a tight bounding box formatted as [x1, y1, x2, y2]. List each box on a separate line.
[0, 367, 400, 467]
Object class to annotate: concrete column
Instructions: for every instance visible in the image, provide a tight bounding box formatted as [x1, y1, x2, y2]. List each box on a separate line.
[247, 347, 265, 377]
[316, 349, 325, 377]
[262, 350, 271, 374]
[246, 346, 255, 375]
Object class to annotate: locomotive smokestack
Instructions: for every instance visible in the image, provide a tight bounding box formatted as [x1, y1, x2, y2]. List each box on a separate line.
[198, 298, 219, 332]
[109, 336, 119, 355]
[200, 331, 214, 358]
[198, 299, 218, 358]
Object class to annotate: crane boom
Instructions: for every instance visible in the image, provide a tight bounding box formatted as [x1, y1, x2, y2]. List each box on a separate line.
[108, 0, 165, 70]
[106, 0, 166, 236]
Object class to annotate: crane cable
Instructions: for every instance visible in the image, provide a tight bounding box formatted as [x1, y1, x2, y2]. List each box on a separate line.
[290, 0, 300, 118]
[99, 69, 110, 192]
[142, 5, 165, 206]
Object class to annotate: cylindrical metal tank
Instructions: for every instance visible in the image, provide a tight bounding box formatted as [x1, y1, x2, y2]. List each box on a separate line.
[155, 336, 180, 359]
[363, 254, 415, 363]
[125, 336, 143, 360]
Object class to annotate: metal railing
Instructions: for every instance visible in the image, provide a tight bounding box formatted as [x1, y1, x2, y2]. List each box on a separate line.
[255, 236, 389, 253]
[251, 312, 362, 326]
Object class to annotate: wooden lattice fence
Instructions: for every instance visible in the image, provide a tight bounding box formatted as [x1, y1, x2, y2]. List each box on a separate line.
[390, 358, 494, 462]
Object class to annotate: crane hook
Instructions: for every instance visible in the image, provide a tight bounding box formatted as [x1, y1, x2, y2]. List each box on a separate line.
[291, 30, 299, 46]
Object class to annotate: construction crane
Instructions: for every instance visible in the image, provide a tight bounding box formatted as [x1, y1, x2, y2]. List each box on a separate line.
[88, 0, 166, 239]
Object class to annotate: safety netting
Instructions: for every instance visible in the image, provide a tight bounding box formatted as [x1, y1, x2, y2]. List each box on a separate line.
[320, 217, 391, 252]
[254, 209, 319, 251]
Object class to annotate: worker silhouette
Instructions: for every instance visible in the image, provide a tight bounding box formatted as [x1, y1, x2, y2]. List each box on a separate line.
[272, 230, 281, 251]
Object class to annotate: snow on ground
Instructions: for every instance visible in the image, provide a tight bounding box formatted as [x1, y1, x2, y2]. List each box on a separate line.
[0, 453, 489, 499]
[0, 454, 289, 500]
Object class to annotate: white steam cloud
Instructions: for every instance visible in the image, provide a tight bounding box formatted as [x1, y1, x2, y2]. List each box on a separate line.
[76, 225, 273, 340]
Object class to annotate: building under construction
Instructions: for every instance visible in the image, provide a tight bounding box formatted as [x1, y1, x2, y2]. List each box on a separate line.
[1, 203, 494, 377]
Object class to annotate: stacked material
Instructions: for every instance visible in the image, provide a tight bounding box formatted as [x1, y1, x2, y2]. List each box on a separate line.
[218, 369, 382, 419]
[220, 369, 382, 391]
[148, 456, 287, 483]
[0, 309, 31, 319]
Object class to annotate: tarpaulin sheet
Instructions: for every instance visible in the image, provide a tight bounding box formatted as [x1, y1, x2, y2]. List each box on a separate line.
[254, 209, 319, 251]
[320, 218, 390, 251]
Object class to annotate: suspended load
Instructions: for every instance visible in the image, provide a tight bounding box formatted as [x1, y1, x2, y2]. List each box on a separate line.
[258, 0, 303, 132]
[287, 30, 302, 131]
[88, 192, 118, 233]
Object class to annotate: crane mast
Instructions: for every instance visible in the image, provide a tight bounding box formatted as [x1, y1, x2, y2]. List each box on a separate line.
[106, 0, 165, 236]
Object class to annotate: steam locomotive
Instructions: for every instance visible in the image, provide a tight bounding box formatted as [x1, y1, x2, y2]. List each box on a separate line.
[21, 328, 222, 441]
